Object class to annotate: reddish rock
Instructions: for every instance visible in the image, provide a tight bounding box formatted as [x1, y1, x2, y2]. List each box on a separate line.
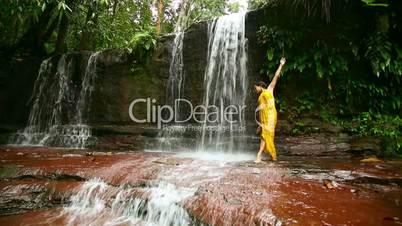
[0, 147, 401, 226]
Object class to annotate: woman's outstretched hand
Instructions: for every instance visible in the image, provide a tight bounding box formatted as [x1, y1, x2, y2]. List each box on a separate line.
[280, 57, 286, 66]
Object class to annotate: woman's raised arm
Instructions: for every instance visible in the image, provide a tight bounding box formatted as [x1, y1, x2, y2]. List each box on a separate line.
[267, 57, 286, 93]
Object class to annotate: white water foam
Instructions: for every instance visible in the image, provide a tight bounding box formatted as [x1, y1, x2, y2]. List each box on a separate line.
[200, 12, 248, 152]
[174, 150, 255, 162]
[60, 178, 197, 226]
[11, 52, 99, 148]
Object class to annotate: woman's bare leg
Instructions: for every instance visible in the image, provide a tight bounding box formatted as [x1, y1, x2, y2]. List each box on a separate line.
[254, 139, 266, 163]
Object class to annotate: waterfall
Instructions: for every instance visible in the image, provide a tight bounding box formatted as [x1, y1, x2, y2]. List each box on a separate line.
[76, 53, 99, 124]
[59, 178, 196, 226]
[156, 31, 186, 153]
[151, 12, 248, 153]
[199, 12, 248, 152]
[166, 0, 190, 118]
[167, 32, 185, 116]
[11, 52, 100, 148]
[154, 0, 192, 152]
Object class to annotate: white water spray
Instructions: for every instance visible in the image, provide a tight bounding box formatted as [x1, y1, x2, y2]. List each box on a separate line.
[11, 52, 100, 148]
[60, 177, 196, 226]
[200, 12, 248, 152]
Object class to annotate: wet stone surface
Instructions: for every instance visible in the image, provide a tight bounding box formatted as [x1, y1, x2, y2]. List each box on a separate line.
[0, 146, 401, 226]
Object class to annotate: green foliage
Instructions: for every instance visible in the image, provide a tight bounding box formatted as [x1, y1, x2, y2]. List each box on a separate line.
[257, 6, 401, 115]
[1, 0, 243, 55]
[320, 109, 342, 125]
[361, 0, 389, 7]
[275, 98, 287, 114]
[258, 26, 349, 81]
[248, 0, 278, 10]
[126, 31, 157, 60]
[295, 95, 315, 114]
[291, 121, 305, 135]
[0, 0, 156, 53]
[345, 112, 401, 138]
[102, 0, 154, 48]
[255, 1, 401, 155]
[188, 0, 240, 26]
[364, 32, 402, 78]
[319, 111, 402, 157]
[346, 113, 402, 157]
[0, 0, 65, 47]
[67, 0, 155, 52]
[283, 93, 315, 121]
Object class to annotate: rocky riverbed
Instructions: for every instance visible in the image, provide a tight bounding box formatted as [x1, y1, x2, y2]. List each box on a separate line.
[0, 147, 401, 226]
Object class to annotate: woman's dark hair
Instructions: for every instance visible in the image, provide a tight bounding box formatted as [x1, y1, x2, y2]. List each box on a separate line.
[255, 81, 267, 88]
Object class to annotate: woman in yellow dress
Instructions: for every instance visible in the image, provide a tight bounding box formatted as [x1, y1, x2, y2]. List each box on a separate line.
[254, 57, 286, 163]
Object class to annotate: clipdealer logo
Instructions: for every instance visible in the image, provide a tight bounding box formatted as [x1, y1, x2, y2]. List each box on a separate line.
[128, 98, 247, 129]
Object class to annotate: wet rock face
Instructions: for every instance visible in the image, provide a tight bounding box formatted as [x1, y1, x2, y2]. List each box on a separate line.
[179, 22, 209, 109]
[0, 56, 43, 126]
[0, 181, 75, 216]
[275, 131, 381, 157]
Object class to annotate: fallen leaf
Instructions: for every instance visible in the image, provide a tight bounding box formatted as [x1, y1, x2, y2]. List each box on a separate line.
[323, 179, 335, 189]
[360, 156, 382, 163]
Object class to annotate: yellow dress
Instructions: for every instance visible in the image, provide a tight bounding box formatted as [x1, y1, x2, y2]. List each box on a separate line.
[258, 89, 277, 160]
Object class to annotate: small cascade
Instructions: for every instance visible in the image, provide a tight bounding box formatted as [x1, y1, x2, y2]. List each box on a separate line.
[156, 0, 192, 152]
[167, 32, 185, 115]
[76, 52, 99, 124]
[199, 12, 248, 152]
[11, 52, 100, 148]
[155, 31, 186, 152]
[166, 0, 190, 117]
[60, 178, 196, 226]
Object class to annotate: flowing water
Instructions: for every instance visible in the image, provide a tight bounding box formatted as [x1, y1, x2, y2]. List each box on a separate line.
[157, 0, 191, 152]
[166, 0, 190, 118]
[166, 32, 185, 115]
[57, 178, 196, 226]
[57, 153, 251, 226]
[154, 12, 249, 153]
[10, 52, 100, 148]
[199, 12, 248, 152]
[156, 33, 187, 152]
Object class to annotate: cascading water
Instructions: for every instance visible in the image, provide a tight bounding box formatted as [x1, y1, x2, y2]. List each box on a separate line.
[54, 154, 258, 226]
[155, 0, 192, 152]
[155, 38, 187, 152]
[76, 52, 99, 124]
[11, 52, 100, 148]
[166, 0, 190, 117]
[167, 32, 185, 115]
[151, 12, 248, 153]
[199, 12, 248, 152]
[59, 178, 197, 225]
